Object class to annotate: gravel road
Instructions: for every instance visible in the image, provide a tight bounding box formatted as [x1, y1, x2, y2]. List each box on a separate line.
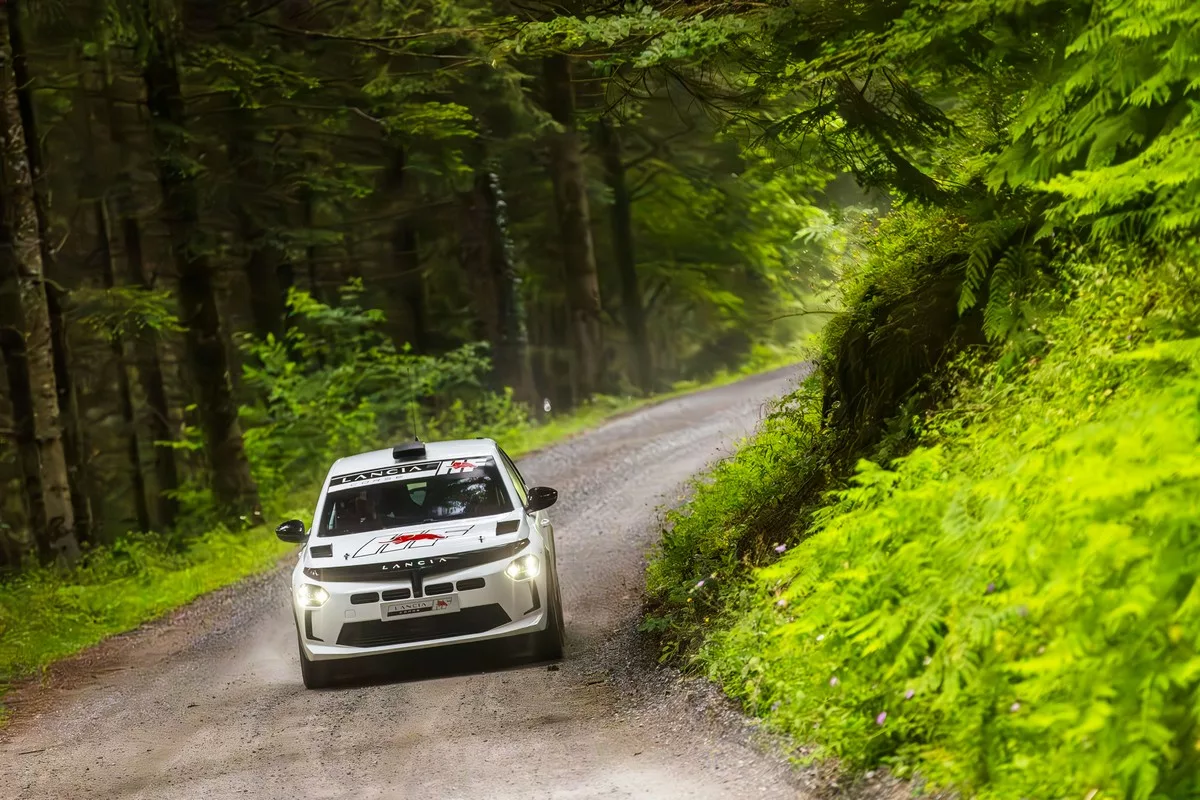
[1, 367, 808, 800]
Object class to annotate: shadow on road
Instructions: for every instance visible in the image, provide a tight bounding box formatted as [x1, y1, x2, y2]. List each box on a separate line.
[314, 639, 562, 690]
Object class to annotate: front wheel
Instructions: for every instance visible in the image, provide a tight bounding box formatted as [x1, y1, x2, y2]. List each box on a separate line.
[298, 633, 335, 689]
[531, 567, 565, 661]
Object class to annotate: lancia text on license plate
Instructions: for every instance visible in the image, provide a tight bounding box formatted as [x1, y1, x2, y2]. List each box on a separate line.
[382, 595, 459, 620]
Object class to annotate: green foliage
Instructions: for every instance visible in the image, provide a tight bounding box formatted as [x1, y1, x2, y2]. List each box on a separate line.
[650, 246, 1200, 799]
[0, 522, 294, 698]
[238, 281, 526, 508]
[72, 285, 184, 340]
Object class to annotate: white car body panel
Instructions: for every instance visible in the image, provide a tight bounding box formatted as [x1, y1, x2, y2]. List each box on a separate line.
[289, 439, 558, 663]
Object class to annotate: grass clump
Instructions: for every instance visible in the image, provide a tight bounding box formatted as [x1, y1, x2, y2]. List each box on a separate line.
[647, 246, 1200, 799]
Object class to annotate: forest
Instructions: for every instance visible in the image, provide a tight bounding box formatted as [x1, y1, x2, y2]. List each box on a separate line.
[0, 0, 833, 570]
[3, 0, 1199, 795]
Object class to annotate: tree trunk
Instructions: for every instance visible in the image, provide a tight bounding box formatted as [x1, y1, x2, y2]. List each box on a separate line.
[6, 0, 93, 543]
[229, 108, 286, 343]
[596, 118, 653, 393]
[389, 219, 428, 352]
[100, 40, 181, 529]
[0, 25, 80, 563]
[121, 214, 182, 529]
[457, 168, 539, 407]
[139, 6, 258, 518]
[0, 257, 46, 560]
[542, 54, 605, 400]
[97, 198, 152, 533]
[300, 183, 322, 303]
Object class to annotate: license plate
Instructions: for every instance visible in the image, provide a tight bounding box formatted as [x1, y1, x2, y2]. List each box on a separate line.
[382, 595, 459, 620]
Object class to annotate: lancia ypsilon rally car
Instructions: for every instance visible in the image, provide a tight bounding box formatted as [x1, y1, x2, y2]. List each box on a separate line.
[275, 438, 564, 689]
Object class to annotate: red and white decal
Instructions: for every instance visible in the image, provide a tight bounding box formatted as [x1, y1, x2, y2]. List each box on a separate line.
[350, 526, 473, 559]
[436, 456, 491, 475]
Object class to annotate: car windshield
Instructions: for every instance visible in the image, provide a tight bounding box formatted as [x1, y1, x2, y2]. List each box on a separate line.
[317, 459, 514, 537]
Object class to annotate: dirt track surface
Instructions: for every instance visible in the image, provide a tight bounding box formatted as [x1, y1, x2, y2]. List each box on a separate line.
[1, 367, 808, 800]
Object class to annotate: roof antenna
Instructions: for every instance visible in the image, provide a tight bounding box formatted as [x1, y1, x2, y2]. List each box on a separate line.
[408, 362, 421, 442]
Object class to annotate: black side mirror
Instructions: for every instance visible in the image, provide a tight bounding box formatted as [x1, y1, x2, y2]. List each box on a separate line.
[276, 519, 307, 543]
[526, 486, 558, 513]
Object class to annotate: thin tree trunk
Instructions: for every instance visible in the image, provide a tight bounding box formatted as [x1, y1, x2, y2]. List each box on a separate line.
[140, 6, 258, 518]
[0, 248, 46, 559]
[457, 168, 538, 406]
[596, 118, 653, 393]
[301, 184, 322, 303]
[97, 199, 152, 533]
[542, 54, 604, 400]
[389, 219, 428, 351]
[0, 25, 79, 563]
[121, 214, 181, 528]
[229, 108, 286, 343]
[380, 148, 427, 351]
[6, 0, 93, 543]
[100, 35, 180, 529]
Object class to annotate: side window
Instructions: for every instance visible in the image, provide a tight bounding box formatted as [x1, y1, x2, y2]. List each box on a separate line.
[498, 450, 528, 506]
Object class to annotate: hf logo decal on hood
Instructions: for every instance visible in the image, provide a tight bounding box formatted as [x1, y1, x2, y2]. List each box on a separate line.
[349, 526, 475, 559]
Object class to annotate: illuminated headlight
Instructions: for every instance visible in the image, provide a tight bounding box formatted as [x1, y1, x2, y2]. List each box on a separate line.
[296, 583, 330, 608]
[504, 554, 541, 581]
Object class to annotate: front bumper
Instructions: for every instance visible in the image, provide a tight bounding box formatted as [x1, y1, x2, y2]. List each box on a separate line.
[295, 556, 550, 661]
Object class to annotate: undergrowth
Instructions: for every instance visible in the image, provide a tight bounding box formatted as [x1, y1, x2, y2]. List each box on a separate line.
[646, 242, 1200, 798]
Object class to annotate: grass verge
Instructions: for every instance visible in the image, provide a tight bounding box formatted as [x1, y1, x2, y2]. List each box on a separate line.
[0, 347, 805, 723]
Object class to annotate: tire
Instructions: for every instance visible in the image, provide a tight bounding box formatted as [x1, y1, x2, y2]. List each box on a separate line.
[532, 565, 565, 662]
[297, 633, 335, 690]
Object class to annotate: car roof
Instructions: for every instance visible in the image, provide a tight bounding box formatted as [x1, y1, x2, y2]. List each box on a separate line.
[329, 438, 502, 474]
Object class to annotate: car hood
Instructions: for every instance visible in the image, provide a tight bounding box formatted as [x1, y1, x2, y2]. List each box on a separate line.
[303, 514, 527, 568]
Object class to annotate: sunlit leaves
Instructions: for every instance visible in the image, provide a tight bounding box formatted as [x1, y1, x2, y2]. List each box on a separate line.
[667, 250, 1200, 799]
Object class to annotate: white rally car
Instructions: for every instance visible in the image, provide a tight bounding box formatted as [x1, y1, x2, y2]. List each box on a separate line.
[275, 438, 564, 689]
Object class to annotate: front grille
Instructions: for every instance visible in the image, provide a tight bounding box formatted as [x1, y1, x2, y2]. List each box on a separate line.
[350, 592, 379, 605]
[381, 588, 411, 601]
[425, 582, 453, 595]
[456, 578, 486, 591]
[337, 604, 511, 648]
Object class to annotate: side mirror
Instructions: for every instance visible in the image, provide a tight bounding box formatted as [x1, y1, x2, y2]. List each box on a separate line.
[526, 486, 558, 513]
[276, 519, 307, 543]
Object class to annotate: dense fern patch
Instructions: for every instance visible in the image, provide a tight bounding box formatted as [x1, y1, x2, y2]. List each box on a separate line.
[648, 247, 1200, 798]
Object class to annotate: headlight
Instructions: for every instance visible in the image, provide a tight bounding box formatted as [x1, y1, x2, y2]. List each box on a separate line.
[505, 554, 541, 581]
[296, 583, 330, 608]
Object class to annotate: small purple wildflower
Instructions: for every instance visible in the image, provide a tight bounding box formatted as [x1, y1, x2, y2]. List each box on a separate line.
[904, 689, 915, 700]
[986, 582, 996, 594]
[829, 676, 840, 687]
[816, 634, 825, 642]
[774, 544, 787, 554]
[1010, 702, 1021, 713]
[776, 598, 787, 608]
[1017, 605, 1029, 618]
[876, 712, 888, 725]
[695, 580, 705, 590]
[770, 701, 781, 712]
